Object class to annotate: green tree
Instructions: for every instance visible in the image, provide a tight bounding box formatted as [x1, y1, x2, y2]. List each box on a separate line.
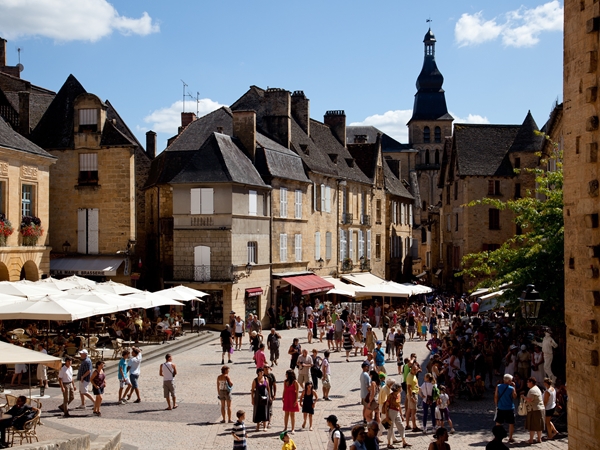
[457, 136, 564, 327]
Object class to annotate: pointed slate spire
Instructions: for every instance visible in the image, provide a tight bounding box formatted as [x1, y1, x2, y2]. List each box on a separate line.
[509, 111, 544, 153]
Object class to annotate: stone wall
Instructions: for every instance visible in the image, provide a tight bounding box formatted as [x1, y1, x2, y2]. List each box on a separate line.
[563, 1, 600, 448]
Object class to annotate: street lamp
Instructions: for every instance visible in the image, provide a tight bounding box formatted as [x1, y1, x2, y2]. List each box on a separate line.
[62, 241, 71, 253]
[519, 284, 544, 320]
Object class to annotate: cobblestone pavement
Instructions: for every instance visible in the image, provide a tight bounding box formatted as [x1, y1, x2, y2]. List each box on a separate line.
[21, 327, 569, 450]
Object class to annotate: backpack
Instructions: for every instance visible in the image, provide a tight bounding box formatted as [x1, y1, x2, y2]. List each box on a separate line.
[331, 428, 347, 450]
[432, 384, 441, 402]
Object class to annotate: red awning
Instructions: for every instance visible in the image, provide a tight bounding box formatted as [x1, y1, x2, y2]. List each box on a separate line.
[246, 287, 263, 297]
[282, 274, 334, 295]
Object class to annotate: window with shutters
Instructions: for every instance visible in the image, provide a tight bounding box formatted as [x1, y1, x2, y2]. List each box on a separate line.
[79, 153, 98, 185]
[376, 200, 382, 223]
[279, 234, 287, 262]
[280, 187, 287, 218]
[325, 185, 331, 213]
[294, 189, 302, 219]
[77, 208, 99, 254]
[489, 208, 500, 230]
[409, 204, 413, 225]
[348, 230, 354, 261]
[366, 230, 371, 259]
[295, 234, 302, 261]
[190, 188, 214, 215]
[325, 231, 332, 260]
[339, 228, 346, 260]
[21, 184, 34, 218]
[78, 108, 98, 132]
[193, 245, 210, 281]
[488, 180, 501, 195]
[248, 190, 257, 216]
[400, 202, 405, 224]
[247, 242, 257, 264]
[375, 234, 381, 259]
[514, 157, 521, 169]
[358, 230, 364, 259]
[315, 232, 321, 260]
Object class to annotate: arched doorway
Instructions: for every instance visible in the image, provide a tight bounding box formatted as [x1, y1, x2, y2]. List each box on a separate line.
[20, 260, 39, 281]
[0, 262, 9, 281]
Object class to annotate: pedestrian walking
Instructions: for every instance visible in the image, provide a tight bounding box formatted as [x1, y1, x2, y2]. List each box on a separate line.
[494, 374, 517, 443]
[264, 363, 277, 429]
[486, 425, 509, 450]
[288, 338, 301, 371]
[405, 364, 421, 432]
[217, 365, 234, 423]
[322, 350, 332, 400]
[267, 328, 282, 366]
[232, 410, 247, 450]
[350, 425, 367, 450]
[36, 343, 48, 389]
[543, 378, 558, 440]
[90, 360, 106, 416]
[255, 343, 267, 368]
[58, 356, 76, 417]
[221, 325, 233, 364]
[300, 381, 318, 430]
[118, 350, 132, 404]
[128, 346, 143, 403]
[343, 326, 354, 362]
[280, 430, 297, 450]
[522, 377, 544, 444]
[251, 367, 271, 431]
[326, 415, 344, 450]
[234, 316, 245, 351]
[282, 369, 300, 434]
[374, 341, 386, 373]
[310, 349, 322, 389]
[427, 427, 450, 450]
[419, 373, 436, 434]
[160, 353, 177, 410]
[76, 349, 94, 410]
[297, 348, 313, 387]
[382, 382, 410, 449]
[435, 385, 455, 433]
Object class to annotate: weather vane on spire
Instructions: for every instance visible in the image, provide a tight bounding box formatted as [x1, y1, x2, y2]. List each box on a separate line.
[426, 18, 432, 24]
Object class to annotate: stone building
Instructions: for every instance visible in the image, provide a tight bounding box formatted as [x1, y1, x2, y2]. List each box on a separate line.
[437, 112, 543, 292]
[563, 1, 600, 448]
[0, 116, 55, 280]
[29, 75, 152, 285]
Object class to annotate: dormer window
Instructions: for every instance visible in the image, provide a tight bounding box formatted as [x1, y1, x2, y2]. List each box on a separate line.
[328, 153, 338, 164]
[79, 109, 98, 132]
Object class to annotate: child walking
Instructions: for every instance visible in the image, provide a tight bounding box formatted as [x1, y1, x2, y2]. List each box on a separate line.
[300, 381, 319, 430]
[280, 431, 297, 450]
[232, 410, 247, 450]
[435, 385, 455, 433]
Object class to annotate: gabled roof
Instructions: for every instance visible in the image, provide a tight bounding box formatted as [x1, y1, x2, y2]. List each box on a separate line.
[104, 100, 142, 148]
[508, 111, 544, 153]
[0, 71, 55, 130]
[144, 150, 190, 188]
[347, 142, 378, 182]
[454, 124, 520, 177]
[29, 74, 85, 149]
[346, 125, 412, 153]
[166, 107, 233, 152]
[255, 133, 310, 183]
[0, 115, 55, 159]
[383, 160, 413, 200]
[169, 133, 268, 188]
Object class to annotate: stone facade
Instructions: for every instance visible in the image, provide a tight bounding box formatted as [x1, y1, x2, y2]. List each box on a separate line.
[563, 1, 600, 448]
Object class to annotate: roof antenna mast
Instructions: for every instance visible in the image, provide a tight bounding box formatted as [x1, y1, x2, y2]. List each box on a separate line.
[181, 80, 188, 112]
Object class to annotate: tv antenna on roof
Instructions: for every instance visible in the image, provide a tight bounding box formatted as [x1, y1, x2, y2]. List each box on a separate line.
[181, 80, 188, 112]
[16, 47, 24, 72]
[185, 91, 201, 117]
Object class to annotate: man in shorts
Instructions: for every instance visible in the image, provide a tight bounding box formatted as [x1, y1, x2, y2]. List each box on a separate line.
[494, 374, 517, 442]
[159, 353, 177, 410]
[118, 349, 132, 404]
[334, 316, 345, 352]
[128, 346, 143, 403]
[220, 324, 233, 364]
[360, 361, 371, 421]
[76, 349, 94, 410]
[297, 349, 313, 387]
[406, 363, 422, 431]
[266, 328, 282, 366]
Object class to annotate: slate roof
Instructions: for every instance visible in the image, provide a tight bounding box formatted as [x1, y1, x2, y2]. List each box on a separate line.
[347, 142, 378, 182]
[169, 133, 268, 188]
[383, 160, 413, 200]
[453, 124, 520, 177]
[0, 71, 55, 129]
[29, 74, 86, 149]
[508, 111, 544, 153]
[0, 115, 55, 159]
[255, 133, 310, 183]
[346, 126, 413, 153]
[104, 100, 142, 147]
[144, 150, 191, 188]
[166, 107, 233, 152]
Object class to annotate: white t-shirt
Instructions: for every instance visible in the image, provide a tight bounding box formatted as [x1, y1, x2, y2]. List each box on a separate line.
[439, 392, 449, 409]
[129, 353, 143, 375]
[327, 429, 341, 450]
[305, 305, 313, 318]
[235, 320, 244, 334]
[59, 365, 73, 383]
[162, 362, 175, 381]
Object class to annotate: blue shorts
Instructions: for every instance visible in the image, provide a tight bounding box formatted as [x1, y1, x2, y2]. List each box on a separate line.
[130, 374, 140, 389]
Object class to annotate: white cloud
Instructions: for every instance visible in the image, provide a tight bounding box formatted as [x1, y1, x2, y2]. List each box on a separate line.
[350, 110, 413, 143]
[455, 1, 563, 48]
[451, 113, 490, 124]
[143, 99, 226, 134]
[0, 0, 159, 42]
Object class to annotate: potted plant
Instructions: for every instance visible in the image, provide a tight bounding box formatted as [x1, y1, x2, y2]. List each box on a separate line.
[20, 215, 43, 246]
[0, 213, 13, 246]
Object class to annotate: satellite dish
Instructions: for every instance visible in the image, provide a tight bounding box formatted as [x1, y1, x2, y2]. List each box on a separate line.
[16, 63, 24, 72]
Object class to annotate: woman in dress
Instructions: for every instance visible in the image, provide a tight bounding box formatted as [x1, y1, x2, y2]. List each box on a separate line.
[90, 360, 106, 416]
[523, 377, 545, 444]
[300, 381, 318, 430]
[531, 345, 544, 386]
[504, 345, 518, 376]
[365, 326, 377, 354]
[251, 367, 271, 431]
[282, 369, 300, 434]
[343, 326, 355, 362]
[543, 378, 558, 440]
[216, 365, 233, 423]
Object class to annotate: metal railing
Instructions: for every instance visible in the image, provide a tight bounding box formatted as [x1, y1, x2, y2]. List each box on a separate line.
[342, 213, 353, 224]
[360, 214, 371, 226]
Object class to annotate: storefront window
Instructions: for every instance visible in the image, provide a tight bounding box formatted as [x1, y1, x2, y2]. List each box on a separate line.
[197, 290, 223, 324]
[245, 295, 258, 318]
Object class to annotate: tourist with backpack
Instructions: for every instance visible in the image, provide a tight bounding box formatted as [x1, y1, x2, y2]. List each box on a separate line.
[326, 414, 347, 450]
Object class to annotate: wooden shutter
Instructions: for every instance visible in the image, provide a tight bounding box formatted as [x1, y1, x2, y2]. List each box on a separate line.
[295, 234, 302, 261]
[280, 188, 287, 218]
[200, 188, 213, 214]
[249, 190, 257, 216]
[295, 190, 302, 219]
[77, 209, 87, 254]
[339, 228, 346, 260]
[190, 188, 201, 214]
[349, 230, 354, 261]
[326, 231, 332, 260]
[325, 186, 331, 213]
[280, 234, 287, 262]
[88, 208, 99, 254]
[358, 230, 364, 259]
[315, 232, 321, 260]
[366, 230, 371, 259]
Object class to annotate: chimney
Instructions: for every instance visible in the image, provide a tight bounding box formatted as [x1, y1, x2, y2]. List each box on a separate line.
[291, 90, 310, 137]
[264, 88, 291, 148]
[0, 38, 6, 67]
[145, 130, 157, 159]
[18, 91, 30, 136]
[180, 112, 196, 131]
[232, 110, 257, 162]
[324, 110, 346, 147]
[353, 134, 368, 144]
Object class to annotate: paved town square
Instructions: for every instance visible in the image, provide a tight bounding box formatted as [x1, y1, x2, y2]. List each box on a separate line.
[9, 328, 567, 450]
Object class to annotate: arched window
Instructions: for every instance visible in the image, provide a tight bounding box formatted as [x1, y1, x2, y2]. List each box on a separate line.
[435, 149, 440, 164]
[425, 149, 430, 165]
[423, 126, 431, 143]
[422, 200, 427, 210]
[434, 126, 441, 143]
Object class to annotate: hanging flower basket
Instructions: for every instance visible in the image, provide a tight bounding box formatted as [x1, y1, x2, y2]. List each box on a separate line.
[0, 214, 14, 247]
[20, 215, 43, 247]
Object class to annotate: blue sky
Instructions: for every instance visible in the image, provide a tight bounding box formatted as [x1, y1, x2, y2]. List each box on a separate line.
[0, 0, 563, 152]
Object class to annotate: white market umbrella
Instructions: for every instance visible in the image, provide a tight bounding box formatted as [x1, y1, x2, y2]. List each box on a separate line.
[38, 276, 78, 291]
[0, 281, 52, 297]
[400, 283, 433, 295]
[16, 279, 63, 293]
[95, 280, 143, 296]
[354, 282, 413, 298]
[155, 285, 207, 301]
[126, 291, 185, 308]
[0, 295, 114, 321]
[61, 275, 97, 288]
[60, 288, 140, 313]
[0, 341, 63, 371]
[0, 293, 30, 306]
